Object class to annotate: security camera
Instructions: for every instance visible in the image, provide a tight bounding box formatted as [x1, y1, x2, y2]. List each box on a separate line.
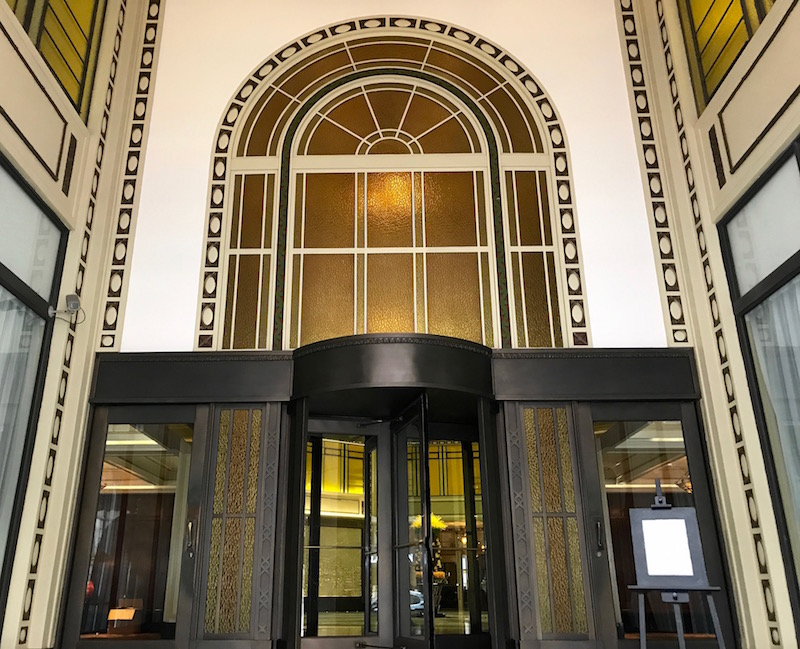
[48, 294, 81, 318]
[64, 293, 81, 313]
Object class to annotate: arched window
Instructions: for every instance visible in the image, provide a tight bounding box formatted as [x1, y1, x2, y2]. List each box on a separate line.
[199, 22, 588, 350]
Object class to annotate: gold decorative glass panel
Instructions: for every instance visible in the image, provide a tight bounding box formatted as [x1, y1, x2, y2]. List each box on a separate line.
[486, 87, 534, 153]
[424, 172, 477, 247]
[522, 253, 550, 348]
[677, 0, 775, 110]
[224, 47, 572, 351]
[367, 172, 413, 247]
[401, 94, 452, 138]
[416, 117, 472, 153]
[303, 174, 355, 248]
[205, 408, 262, 636]
[327, 93, 378, 138]
[367, 254, 414, 333]
[523, 406, 588, 638]
[368, 139, 412, 154]
[426, 253, 482, 343]
[516, 172, 542, 246]
[367, 88, 412, 130]
[232, 255, 260, 349]
[299, 254, 355, 345]
[245, 90, 294, 156]
[307, 120, 361, 155]
[240, 175, 265, 248]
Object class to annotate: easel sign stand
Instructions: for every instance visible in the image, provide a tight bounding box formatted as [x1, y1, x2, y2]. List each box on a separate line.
[627, 479, 726, 649]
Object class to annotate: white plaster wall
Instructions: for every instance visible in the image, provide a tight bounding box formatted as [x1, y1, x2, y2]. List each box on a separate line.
[122, 0, 667, 351]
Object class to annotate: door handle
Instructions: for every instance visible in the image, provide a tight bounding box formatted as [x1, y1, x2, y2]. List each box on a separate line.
[186, 520, 196, 558]
[595, 519, 604, 557]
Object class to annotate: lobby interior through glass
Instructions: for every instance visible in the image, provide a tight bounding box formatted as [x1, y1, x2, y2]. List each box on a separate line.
[299, 387, 490, 643]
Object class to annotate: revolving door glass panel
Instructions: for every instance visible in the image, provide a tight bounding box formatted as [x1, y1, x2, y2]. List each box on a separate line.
[427, 440, 489, 635]
[302, 434, 373, 637]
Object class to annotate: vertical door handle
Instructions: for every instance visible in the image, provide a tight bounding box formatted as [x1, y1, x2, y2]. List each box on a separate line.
[595, 520, 604, 556]
[186, 520, 196, 558]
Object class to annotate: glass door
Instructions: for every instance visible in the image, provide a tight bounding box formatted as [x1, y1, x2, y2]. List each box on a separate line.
[575, 402, 736, 648]
[63, 406, 208, 647]
[392, 395, 435, 649]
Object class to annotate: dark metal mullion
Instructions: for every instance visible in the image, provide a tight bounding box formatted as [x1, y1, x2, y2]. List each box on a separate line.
[739, 0, 756, 36]
[733, 312, 800, 641]
[462, 440, 481, 633]
[699, 0, 738, 56]
[682, 0, 712, 104]
[306, 437, 323, 636]
[107, 493, 128, 616]
[362, 439, 371, 634]
[0, 151, 66, 636]
[0, 261, 50, 318]
[76, 0, 104, 116]
[418, 392, 436, 647]
[145, 493, 165, 627]
[34, 0, 52, 46]
[734, 248, 800, 315]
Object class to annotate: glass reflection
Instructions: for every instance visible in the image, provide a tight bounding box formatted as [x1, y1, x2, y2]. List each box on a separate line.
[428, 441, 489, 635]
[302, 436, 369, 637]
[596, 420, 714, 641]
[80, 422, 194, 639]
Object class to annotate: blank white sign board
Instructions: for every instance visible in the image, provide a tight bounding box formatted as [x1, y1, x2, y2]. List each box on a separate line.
[642, 518, 694, 577]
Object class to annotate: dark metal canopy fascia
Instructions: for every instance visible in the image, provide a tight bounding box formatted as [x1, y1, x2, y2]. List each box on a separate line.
[90, 334, 699, 405]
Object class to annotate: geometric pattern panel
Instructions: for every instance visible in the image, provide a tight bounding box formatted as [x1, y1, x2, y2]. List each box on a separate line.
[197, 20, 591, 350]
[505, 403, 591, 644]
[98, 0, 164, 350]
[204, 407, 262, 636]
[523, 406, 588, 638]
[618, 0, 691, 346]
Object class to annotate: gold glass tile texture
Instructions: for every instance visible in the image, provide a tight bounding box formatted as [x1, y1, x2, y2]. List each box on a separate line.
[367, 172, 413, 247]
[523, 406, 588, 638]
[205, 518, 222, 632]
[303, 174, 355, 248]
[426, 253, 482, 343]
[232, 256, 260, 349]
[241, 175, 265, 248]
[367, 254, 414, 333]
[424, 172, 477, 247]
[299, 254, 354, 345]
[206, 407, 263, 636]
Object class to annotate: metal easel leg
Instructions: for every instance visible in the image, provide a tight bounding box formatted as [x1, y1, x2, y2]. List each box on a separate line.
[673, 603, 687, 649]
[707, 593, 727, 649]
[638, 593, 646, 649]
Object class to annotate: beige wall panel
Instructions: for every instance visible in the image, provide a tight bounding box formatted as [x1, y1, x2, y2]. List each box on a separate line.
[0, 25, 66, 179]
[718, 2, 800, 173]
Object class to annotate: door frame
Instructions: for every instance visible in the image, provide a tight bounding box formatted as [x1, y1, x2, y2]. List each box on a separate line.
[574, 400, 738, 649]
[61, 404, 210, 649]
